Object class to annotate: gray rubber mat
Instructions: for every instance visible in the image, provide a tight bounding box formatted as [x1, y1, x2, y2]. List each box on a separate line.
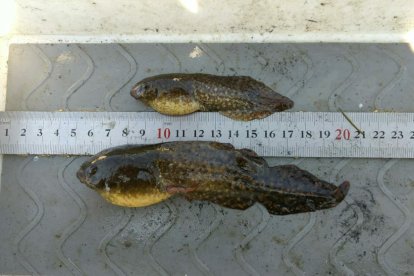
[1, 44, 414, 275]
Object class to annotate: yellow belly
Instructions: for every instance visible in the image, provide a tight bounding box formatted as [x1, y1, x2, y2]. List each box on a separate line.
[148, 96, 201, 115]
[99, 189, 172, 207]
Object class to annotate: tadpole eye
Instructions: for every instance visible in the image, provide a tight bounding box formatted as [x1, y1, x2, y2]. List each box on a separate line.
[144, 85, 150, 90]
[88, 165, 98, 176]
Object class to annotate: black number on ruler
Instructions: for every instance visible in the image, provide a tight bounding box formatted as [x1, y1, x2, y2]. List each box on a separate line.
[283, 130, 293, 138]
[228, 130, 239, 138]
[20, 128, 26, 136]
[193, 130, 204, 138]
[246, 129, 257, 138]
[391, 131, 403, 139]
[37, 129, 43, 137]
[105, 129, 111, 137]
[354, 130, 365, 139]
[54, 129, 59, 136]
[5, 129, 8, 136]
[88, 129, 94, 137]
[176, 130, 185, 138]
[211, 130, 222, 138]
[71, 129, 77, 137]
[410, 131, 414, 139]
[264, 130, 275, 138]
[373, 131, 385, 139]
[139, 129, 145, 136]
[319, 130, 330, 138]
[122, 128, 129, 137]
[301, 130, 312, 138]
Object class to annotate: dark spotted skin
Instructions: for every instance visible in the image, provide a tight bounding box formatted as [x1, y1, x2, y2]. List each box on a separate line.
[77, 141, 349, 215]
[130, 73, 294, 121]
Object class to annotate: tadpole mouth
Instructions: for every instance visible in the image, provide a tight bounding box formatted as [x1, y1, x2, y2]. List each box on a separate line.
[131, 82, 151, 99]
[76, 167, 100, 190]
[76, 168, 86, 182]
[130, 83, 141, 99]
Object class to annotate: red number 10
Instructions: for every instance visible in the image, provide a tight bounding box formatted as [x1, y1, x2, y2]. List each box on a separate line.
[157, 128, 171, 139]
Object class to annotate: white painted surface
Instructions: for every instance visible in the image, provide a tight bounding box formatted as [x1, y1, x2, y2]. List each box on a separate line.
[1, 0, 414, 42]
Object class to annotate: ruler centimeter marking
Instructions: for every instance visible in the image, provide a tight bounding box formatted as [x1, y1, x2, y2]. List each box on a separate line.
[0, 111, 414, 157]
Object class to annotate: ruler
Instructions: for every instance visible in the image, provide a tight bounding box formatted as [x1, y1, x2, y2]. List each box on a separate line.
[0, 111, 413, 158]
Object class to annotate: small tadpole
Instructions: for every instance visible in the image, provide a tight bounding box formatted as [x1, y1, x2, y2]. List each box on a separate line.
[339, 108, 364, 134]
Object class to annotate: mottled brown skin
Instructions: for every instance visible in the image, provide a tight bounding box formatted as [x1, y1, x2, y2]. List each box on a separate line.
[130, 74, 294, 121]
[77, 142, 349, 215]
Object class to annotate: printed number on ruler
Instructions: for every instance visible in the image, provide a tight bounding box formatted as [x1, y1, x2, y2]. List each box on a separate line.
[1, 111, 414, 157]
[3, 124, 413, 141]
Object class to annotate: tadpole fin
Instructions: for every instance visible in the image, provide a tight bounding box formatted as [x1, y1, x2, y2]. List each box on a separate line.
[184, 191, 255, 211]
[214, 197, 255, 210]
[208, 141, 235, 151]
[239, 148, 267, 166]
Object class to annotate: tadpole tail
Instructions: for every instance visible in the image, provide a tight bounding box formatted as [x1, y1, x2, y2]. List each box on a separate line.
[255, 165, 351, 215]
[334, 181, 350, 203]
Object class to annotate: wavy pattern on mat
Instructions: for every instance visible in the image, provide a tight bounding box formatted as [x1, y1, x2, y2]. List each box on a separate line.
[190, 203, 224, 276]
[64, 45, 94, 111]
[328, 46, 359, 111]
[56, 157, 87, 275]
[245, 45, 272, 79]
[13, 157, 43, 275]
[99, 208, 133, 276]
[374, 46, 406, 111]
[197, 44, 226, 73]
[377, 159, 412, 276]
[105, 44, 138, 111]
[286, 45, 314, 98]
[157, 44, 183, 72]
[23, 45, 53, 111]
[144, 200, 178, 276]
[282, 213, 316, 276]
[234, 204, 270, 276]
[328, 160, 363, 276]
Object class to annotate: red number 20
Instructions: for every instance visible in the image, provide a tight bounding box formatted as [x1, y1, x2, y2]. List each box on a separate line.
[336, 128, 350, 140]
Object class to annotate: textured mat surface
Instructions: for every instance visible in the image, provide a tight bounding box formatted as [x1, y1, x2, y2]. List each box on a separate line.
[1, 44, 414, 275]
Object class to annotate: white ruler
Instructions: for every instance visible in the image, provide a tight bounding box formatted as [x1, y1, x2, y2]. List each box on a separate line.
[0, 111, 413, 158]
